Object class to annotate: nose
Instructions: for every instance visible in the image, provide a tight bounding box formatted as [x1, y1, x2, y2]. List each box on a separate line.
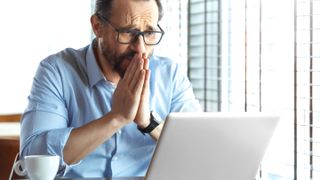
[130, 35, 146, 53]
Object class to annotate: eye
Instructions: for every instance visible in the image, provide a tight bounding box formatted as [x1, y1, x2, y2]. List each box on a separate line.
[144, 31, 156, 37]
[126, 29, 140, 35]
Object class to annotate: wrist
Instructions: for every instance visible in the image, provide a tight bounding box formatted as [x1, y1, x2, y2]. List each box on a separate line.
[106, 112, 129, 128]
[137, 111, 161, 134]
[136, 115, 151, 129]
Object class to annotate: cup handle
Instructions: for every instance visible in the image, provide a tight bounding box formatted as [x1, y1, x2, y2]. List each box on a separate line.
[13, 160, 27, 176]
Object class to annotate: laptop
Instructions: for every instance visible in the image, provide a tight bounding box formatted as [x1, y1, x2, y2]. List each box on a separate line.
[144, 112, 280, 180]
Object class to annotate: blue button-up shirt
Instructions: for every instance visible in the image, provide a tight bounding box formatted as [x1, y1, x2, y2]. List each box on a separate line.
[20, 42, 202, 178]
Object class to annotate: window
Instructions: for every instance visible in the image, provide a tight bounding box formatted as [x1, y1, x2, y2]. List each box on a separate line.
[0, 0, 93, 114]
[188, 0, 320, 179]
[156, 0, 188, 65]
[293, 0, 320, 179]
[188, 0, 222, 111]
[0, 0, 185, 114]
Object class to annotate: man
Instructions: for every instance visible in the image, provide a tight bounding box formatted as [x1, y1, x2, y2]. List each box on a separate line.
[20, 0, 201, 177]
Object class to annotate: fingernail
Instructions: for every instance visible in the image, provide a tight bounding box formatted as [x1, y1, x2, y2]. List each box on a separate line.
[142, 53, 147, 59]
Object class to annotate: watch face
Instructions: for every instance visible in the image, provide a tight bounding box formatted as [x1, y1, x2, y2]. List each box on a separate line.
[151, 111, 162, 123]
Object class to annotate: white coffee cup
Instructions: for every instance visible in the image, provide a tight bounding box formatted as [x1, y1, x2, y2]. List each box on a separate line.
[13, 155, 60, 180]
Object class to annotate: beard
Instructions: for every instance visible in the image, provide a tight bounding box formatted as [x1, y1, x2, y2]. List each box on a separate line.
[100, 42, 153, 78]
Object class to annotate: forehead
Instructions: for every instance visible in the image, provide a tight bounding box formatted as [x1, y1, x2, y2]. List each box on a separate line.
[110, 0, 159, 27]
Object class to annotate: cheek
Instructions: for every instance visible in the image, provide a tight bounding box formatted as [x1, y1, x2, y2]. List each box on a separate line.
[146, 47, 154, 57]
[115, 44, 130, 56]
[103, 32, 119, 51]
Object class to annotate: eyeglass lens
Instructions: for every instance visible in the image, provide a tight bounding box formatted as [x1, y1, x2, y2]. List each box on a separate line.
[117, 31, 163, 45]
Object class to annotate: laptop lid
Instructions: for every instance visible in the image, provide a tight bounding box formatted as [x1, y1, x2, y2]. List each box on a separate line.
[145, 112, 280, 180]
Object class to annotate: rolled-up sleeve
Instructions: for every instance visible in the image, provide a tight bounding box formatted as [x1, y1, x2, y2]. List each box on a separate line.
[20, 59, 75, 175]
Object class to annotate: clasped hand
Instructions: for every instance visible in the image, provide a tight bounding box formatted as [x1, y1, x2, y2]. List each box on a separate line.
[111, 53, 150, 128]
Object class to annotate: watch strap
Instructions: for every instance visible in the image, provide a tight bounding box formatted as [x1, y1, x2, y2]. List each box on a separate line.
[138, 111, 160, 134]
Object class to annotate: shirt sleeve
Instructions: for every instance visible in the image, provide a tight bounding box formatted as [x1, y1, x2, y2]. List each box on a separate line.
[20, 59, 77, 175]
[170, 62, 202, 112]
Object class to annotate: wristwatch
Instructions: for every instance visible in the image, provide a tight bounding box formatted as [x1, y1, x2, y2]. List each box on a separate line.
[138, 111, 161, 134]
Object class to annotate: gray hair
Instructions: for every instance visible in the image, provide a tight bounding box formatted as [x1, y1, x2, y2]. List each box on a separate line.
[94, 0, 163, 21]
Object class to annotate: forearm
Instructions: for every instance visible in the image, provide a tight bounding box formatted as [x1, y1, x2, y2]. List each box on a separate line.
[63, 112, 126, 165]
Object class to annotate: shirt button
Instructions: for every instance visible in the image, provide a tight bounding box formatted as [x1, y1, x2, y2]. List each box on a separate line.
[113, 156, 118, 161]
[118, 130, 122, 134]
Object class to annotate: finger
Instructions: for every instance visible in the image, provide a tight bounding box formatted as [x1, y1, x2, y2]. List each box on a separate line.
[127, 53, 143, 88]
[128, 60, 144, 90]
[141, 69, 150, 99]
[123, 53, 141, 81]
[145, 69, 150, 88]
[133, 70, 146, 95]
[142, 53, 147, 59]
[142, 53, 149, 70]
[144, 58, 149, 70]
[122, 60, 136, 82]
[127, 53, 143, 79]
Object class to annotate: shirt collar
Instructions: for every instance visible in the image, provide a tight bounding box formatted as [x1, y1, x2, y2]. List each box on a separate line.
[86, 41, 105, 87]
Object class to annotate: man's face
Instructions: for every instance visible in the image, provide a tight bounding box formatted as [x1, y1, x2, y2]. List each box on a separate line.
[99, 0, 159, 77]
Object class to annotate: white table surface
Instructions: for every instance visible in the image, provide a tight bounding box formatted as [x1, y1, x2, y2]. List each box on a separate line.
[0, 122, 20, 136]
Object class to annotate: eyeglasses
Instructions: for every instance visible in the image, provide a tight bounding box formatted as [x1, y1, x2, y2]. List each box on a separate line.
[96, 14, 165, 46]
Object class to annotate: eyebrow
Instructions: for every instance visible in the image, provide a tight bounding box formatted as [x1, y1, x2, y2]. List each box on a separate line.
[118, 24, 158, 31]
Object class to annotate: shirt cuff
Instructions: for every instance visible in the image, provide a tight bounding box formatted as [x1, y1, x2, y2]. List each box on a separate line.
[45, 127, 82, 176]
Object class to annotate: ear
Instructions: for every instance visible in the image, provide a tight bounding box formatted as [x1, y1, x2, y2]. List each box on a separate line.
[91, 15, 103, 37]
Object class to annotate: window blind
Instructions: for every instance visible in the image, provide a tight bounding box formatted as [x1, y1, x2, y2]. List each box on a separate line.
[294, 0, 320, 179]
[232, 0, 320, 179]
[188, 0, 320, 179]
[188, 0, 221, 112]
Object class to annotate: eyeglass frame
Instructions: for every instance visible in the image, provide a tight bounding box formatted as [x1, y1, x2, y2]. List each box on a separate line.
[96, 14, 165, 46]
